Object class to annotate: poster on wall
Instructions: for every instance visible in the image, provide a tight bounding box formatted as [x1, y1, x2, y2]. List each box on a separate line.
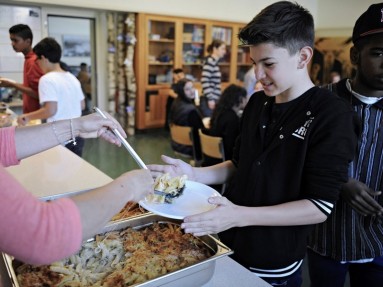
[310, 37, 355, 86]
[62, 35, 90, 57]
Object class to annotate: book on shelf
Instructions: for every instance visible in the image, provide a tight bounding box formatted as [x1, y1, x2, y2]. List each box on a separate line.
[212, 27, 232, 45]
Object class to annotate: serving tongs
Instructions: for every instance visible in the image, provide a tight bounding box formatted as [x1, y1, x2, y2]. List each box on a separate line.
[93, 107, 183, 201]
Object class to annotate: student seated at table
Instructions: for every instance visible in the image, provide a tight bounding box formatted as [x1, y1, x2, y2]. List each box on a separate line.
[169, 78, 205, 161]
[164, 68, 185, 131]
[203, 84, 247, 166]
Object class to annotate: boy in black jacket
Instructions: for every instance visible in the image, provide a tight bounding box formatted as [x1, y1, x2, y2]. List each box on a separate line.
[148, 1, 359, 286]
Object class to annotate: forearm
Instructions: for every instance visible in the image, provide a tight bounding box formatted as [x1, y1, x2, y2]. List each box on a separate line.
[14, 120, 73, 160]
[193, 160, 235, 185]
[72, 174, 138, 240]
[237, 199, 327, 227]
[15, 112, 128, 160]
[11, 82, 38, 99]
[22, 107, 53, 122]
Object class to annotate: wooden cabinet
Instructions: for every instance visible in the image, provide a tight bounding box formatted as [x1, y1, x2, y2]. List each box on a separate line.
[135, 14, 250, 130]
[181, 22, 206, 82]
[236, 24, 252, 84]
[237, 46, 252, 82]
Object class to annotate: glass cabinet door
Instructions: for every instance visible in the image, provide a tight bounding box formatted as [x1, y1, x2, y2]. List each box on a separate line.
[236, 27, 252, 83]
[182, 23, 206, 83]
[211, 26, 232, 82]
[147, 20, 175, 85]
[236, 46, 252, 83]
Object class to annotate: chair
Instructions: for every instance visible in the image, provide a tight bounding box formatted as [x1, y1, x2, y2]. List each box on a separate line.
[198, 130, 225, 160]
[169, 124, 200, 166]
[198, 129, 227, 194]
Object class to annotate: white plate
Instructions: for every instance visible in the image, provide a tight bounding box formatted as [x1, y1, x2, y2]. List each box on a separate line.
[139, 180, 221, 219]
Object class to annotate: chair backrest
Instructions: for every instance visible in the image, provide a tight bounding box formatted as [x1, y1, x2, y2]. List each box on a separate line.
[169, 124, 193, 146]
[198, 129, 226, 193]
[198, 129, 225, 160]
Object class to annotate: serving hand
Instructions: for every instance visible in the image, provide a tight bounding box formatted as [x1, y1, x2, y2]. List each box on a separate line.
[341, 178, 383, 216]
[181, 196, 239, 236]
[74, 112, 127, 146]
[114, 169, 154, 202]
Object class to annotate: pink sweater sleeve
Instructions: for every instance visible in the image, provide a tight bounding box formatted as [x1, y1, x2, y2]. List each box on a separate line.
[0, 164, 83, 265]
[0, 126, 19, 167]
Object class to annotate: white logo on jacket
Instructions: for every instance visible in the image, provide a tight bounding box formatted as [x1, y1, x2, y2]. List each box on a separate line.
[292, 117, 314, 140]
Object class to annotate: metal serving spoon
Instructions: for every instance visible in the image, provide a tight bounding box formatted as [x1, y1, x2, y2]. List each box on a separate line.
[93, 107, 183, 201]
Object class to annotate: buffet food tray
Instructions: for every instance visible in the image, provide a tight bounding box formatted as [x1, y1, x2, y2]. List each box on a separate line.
[1, 214, 233, 287]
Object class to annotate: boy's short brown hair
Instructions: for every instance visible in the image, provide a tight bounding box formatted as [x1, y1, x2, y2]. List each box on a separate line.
[238, 1, 314, 55]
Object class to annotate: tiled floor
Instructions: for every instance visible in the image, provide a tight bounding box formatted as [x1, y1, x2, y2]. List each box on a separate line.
[82, 127, 350, 287]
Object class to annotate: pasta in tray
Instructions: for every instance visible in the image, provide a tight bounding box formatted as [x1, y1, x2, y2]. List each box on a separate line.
[15, 222, 212, 287]
[145, 173, 188, 204]
[111, 202, 147, 221]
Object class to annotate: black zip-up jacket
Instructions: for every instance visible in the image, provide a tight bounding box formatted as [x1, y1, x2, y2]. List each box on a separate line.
[219, 86, 359, 270]
[170, 98, 204, 159]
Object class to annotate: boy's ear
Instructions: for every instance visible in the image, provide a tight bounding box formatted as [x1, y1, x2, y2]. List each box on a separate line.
[297, 46, 313, 69]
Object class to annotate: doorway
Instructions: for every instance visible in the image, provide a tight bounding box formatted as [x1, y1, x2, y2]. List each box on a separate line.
[47, 15, 96, 110]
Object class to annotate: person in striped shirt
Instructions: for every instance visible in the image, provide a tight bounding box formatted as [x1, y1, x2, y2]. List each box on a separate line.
[307, 3, 383, 287]
[200, 39, 226, 117]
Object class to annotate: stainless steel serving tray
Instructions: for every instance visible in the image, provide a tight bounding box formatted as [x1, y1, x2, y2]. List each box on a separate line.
[2, 213, 233, 287]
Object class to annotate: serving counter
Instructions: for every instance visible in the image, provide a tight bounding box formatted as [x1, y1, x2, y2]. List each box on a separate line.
[1, 145, 271, 287]
[5, 145, 113, 199]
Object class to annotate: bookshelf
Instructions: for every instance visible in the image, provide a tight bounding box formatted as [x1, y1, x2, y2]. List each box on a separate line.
[236, 26, 252, 83]
[182, 22, 206, 82]
[135, 14, 248, 130]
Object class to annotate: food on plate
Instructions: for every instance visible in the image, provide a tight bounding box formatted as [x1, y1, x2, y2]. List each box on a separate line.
[145, 173, 187, 204]
[15, 222, 212, 287]
[111, 202, 147, 221]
